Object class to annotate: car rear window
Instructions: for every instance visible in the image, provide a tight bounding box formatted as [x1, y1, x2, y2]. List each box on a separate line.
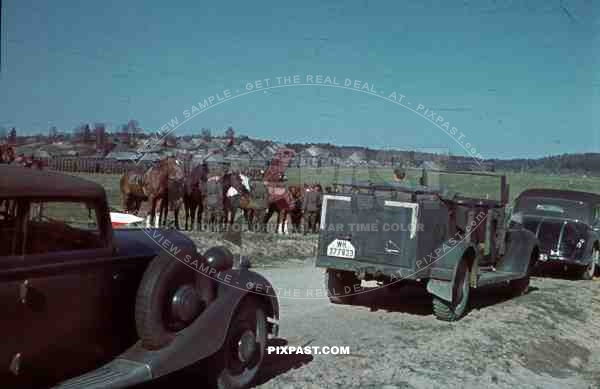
[25, 201, 105, 254]
[515, 196, 591, 223]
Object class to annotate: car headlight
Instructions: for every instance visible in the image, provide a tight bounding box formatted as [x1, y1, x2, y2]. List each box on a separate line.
[204, 246, 234, 271]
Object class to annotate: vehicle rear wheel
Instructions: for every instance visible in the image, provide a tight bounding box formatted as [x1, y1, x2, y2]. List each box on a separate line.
[324, 269, 359, 305]
[580, 252, 597, 280]
[213, 297, 267, 389]
[432, 261, 470, 322]
[135, 254, 215, 349]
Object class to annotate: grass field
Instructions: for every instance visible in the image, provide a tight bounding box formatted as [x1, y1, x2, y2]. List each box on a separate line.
[71, 168, 600, 211]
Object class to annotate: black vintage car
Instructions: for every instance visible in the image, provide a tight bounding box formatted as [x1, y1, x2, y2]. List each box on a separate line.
[0, 166, 279, 389]
[511, 188, 600, 279]
[316, 171, 540, 321]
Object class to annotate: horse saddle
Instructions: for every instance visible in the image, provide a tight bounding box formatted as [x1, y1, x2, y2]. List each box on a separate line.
[127, 172, 144, 186]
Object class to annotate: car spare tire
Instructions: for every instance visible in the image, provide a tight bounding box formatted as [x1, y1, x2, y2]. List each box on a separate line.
[135, 253, 216, 349]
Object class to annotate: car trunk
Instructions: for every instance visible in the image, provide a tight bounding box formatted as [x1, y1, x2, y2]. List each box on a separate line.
[318, 193, 418, 268]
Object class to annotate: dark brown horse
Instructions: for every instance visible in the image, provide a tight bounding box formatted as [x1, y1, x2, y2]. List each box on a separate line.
[184, 162, 208, 231]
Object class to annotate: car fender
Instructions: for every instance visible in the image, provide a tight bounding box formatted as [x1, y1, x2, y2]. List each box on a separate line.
[426, 238, 476, 303]
[119, 268, 279, 379]
[499, 228, 539, 277]
[580, 229, 598, 264]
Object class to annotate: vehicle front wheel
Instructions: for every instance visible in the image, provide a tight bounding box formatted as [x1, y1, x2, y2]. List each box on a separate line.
[324, 269, 360, 305]
[579, 252, 597, 280]
[432, 261, 470, 322]
[214, 297, 267, 389]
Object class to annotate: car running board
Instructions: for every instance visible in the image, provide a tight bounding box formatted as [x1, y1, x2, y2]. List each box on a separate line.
[52, 358, 152, 389]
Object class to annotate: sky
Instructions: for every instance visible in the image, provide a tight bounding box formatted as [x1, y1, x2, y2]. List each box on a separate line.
[0, 0, 598, 159]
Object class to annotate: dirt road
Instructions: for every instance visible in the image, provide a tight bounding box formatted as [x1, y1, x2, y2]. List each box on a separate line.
[145, 258, 600, 389]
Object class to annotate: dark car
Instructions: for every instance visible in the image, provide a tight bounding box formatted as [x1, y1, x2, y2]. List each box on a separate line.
[511, 188, 600, 279]
[0, 166, 279, 389]
[316, 171, 539, 321]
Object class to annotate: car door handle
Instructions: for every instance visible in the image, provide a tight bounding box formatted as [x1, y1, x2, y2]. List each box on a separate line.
[19, 280, 30, 305]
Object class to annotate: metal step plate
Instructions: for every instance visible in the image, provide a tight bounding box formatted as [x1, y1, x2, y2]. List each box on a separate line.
[53, 359, 152, 389]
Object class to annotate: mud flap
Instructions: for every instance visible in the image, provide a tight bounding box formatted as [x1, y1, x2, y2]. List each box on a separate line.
[426, 279, 453, 303]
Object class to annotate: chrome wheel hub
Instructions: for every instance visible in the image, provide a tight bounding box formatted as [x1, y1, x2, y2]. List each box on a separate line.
[237, 330, 257, 364]
[170, 284, 202, 324]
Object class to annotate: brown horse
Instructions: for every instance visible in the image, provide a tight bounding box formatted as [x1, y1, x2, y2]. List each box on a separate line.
[119, 157, 185, 228]
[0, 145, 16, 164]
[119, 166, 148, 214]
[264, 181, 294, 234]
[142, 157, 185, 229]
[222, 171, 250, 228]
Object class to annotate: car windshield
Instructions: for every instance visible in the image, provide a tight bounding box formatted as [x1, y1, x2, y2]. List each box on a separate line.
[515, 196, 591, 223]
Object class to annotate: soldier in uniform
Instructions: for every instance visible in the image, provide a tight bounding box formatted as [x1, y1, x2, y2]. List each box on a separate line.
[303, 184, 322, 234]
[251, 177, 269, 232]
[204, 175, 224, 232]
[313, 184, 323, 233]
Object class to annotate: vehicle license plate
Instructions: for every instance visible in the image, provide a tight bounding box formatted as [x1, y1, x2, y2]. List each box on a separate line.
[327, 239, 356, 259]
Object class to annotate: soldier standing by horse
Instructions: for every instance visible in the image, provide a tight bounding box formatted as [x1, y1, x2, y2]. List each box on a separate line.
[204, 173, 225, 232]
[303, 184, 322, 234]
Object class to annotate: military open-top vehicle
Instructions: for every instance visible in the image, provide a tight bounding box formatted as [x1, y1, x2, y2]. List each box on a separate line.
[316, 170, 540, 321]
[0, 166, 279, 389]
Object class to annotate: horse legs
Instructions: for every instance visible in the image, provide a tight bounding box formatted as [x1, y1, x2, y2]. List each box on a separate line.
[174, 203, 181, 230]
[183, 196, 189, 230]
[264, 203, 275, 232]
[284, 211, 291, 235]
[190, 203, 197, 232]
[230, 207, 237, 226]
[277, 210, 285, 235]
[196, 204, 203, 231]
[159, 198, 168, 228]
[192, 203, 202, 231]
[148, 196, 157, 228]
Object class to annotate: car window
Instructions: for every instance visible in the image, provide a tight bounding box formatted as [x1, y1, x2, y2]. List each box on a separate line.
[0, 198, 21, 256]
[25, 201, 105, 254]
